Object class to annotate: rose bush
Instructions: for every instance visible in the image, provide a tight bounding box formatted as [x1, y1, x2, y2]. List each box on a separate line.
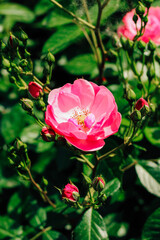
[118, 7, 160, 44]
[45, 79, 121, 151]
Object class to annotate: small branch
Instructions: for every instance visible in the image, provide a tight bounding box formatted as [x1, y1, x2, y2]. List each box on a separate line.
[26, 167, 56, 208]
[120, 161, 137, 172]
[98, 143, 124, 162]
[80, 154, 94, 169]
[30, 226, 52, 240]
[50, 0, 95, 30]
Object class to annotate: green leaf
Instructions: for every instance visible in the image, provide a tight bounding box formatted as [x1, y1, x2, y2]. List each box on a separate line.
[29, 208, 47, 229]
[42, 25, 82, 54]
[63, 54, 97, 76]
[41, 11, 73, 28]
[43, 230, 67, 240]
[73, 208, 108, 240]
[135, 160, 160, 197]
[20, 124, 41, 144]
[34, 0, 54, 16]
[7, 192, 21, 214]
[0, 216, 23, 239]
[144, 127, 160, 148]
[0, 3, 35, 23]
[1, 104, 27, 144]
[102, 178, 121, 197]
[142, 208, 160, 240]
[89, 0, 120, 24]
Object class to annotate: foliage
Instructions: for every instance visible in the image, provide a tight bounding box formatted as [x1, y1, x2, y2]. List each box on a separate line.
[0, 0, 160, 240]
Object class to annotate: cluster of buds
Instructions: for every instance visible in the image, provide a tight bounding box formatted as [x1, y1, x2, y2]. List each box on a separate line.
[61, 176, 106, 208]
[130, 98, 150, 122]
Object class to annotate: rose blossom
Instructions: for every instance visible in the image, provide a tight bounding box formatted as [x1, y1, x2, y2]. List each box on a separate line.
[45, 79, 121, 152]
[118, 7, 160, 45]
[28, 82, 43, 98]
[62, 183, 79, 202]
[135, 98, 149, 111]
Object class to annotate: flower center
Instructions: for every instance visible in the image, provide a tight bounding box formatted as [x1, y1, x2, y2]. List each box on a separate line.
[69, 109, 95, 130]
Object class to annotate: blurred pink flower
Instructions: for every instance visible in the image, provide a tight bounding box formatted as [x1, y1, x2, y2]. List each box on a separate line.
[62, 183, 79, 202]
[45, 79, 121, 152]
[41, 126, 55, 142]
[135, 98, 149, 111]
[28, 82, 43, 98]
[118, 7, 160, 44]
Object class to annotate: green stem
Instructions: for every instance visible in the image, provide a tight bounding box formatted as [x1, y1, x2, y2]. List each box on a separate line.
[98, 143, 124, 162]
[80, 154, 94, 169]
[26, 167, 56, 208]
[81, 0, 100, 64]
[50, 0, 95, 30]
[30, 226, 52, 240]
[120, 160, 137, 172]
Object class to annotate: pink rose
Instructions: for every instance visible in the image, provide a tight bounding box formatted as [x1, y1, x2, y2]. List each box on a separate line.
[28, 82, 43, 98]
[62, 183, 79, 202]
[45, 79, 121, 152]
[118, 7, 160, 44]
[135, 98, 149, 110]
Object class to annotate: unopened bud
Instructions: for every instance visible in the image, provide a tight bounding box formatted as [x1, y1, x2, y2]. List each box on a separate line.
[126, 39, 134, 53]
[62, 183, 80, 202]
[120, 36, 127, 49]
[21, 98, 33, 113]
[9, 34, 19, 48]
[93, 177, 105, 192]
[137, 40, 146, 51]
[135, 98, 149, 111]
[42, 176, 48, 186]
[148, 40, 156, 52]
[136, 2, 146, 17]
[140, 104, 150, 116]
[2, 57, 10, 68]
[46, 51, 55, 65]
[41, 127, 55, 142]
[133, 14, 138, 24]
[126, 88, 136, 102]
[28, 82, 43, 98]
[142, 15, 148, 24]
[130, 109, 142, 122]
[14, 138, 26, 151]
[147, 67, 155, 79]
[17, 28, 28, 42]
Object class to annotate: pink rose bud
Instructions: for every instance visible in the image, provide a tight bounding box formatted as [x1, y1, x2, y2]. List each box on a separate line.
[62, 183, 79, 202]
[135, 98, 149, 111]
[28, 82, 43, 98]
[93, 177, 105, 192]
[41, 127, 55, 142]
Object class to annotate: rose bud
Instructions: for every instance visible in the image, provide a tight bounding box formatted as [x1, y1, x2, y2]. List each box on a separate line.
[28, 82, 43, 98]
[62, 183, 80, 202]
[130, 109, 142, 122]
[9, 34, 19, 48]
[41, 127, 55, 142]
[93, 177, 105, 192]
[135, 98, 149, 111]
[21, 98, 33, 114]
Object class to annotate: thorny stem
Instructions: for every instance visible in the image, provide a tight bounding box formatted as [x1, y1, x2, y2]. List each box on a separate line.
[81, 0, 100, 64]
[30, 226, 52, 240]
[26, 167, 56, 208]
[95, 0, 107, 83]
[50, 0, 95, 30]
